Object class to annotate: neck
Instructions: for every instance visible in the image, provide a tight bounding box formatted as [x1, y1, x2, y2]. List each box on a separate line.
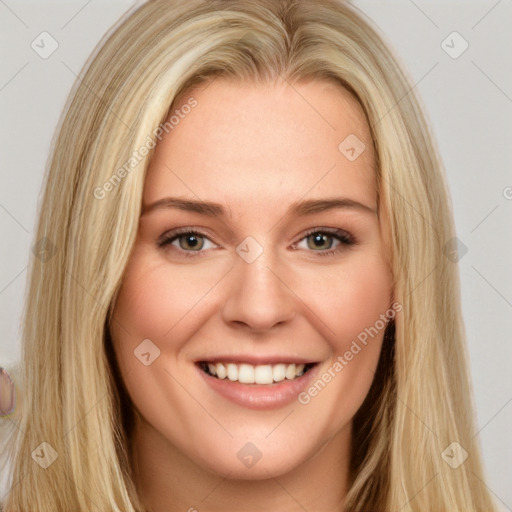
[130, 417, 352, 512]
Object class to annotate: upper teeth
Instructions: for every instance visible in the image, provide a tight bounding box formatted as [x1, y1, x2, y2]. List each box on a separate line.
[205, 362, 307, 384]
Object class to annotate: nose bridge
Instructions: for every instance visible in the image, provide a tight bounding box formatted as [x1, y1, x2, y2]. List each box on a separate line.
[222, 238, 296, 331]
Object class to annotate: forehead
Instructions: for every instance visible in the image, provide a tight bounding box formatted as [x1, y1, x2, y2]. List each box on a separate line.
[143, 78, 376, 212]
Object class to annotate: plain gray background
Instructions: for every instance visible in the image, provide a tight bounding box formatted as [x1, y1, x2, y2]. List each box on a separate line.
[1, 0, 511, 509]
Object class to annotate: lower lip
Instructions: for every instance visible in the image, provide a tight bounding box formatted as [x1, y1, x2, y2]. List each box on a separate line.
[196, 364, 320, 410]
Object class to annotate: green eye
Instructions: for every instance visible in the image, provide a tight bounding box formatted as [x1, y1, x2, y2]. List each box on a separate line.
[158, 227, 355, 259]
[295, 229, 355, 256]
[158, 230, 215, 257]
[177, 233, 204, 251]
[306, 232, 335, 250]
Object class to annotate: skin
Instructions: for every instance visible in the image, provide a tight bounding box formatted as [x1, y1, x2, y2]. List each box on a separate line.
[0, 368, 16, 416]
[110, 78, 393, 512]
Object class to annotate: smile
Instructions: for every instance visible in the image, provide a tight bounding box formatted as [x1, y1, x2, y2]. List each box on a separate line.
[199, 361, 315, 384]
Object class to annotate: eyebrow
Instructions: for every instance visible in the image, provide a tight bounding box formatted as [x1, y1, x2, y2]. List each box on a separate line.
[141, 196, 377, 217]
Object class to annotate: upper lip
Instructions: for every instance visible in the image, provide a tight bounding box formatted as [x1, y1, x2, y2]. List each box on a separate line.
[196, 355, 318, 365]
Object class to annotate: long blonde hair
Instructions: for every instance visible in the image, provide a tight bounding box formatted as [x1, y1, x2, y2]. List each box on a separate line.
[1, 0, 497, 510]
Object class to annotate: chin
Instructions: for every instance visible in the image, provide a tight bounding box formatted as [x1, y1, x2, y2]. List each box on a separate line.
[190, 439, 314, 481]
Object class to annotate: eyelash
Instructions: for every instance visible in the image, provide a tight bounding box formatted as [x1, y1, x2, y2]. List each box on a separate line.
[157, 227, 355, 258]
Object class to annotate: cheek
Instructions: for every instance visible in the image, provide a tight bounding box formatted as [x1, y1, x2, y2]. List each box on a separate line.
[294, 249, 392, 348]
[327, 250, 392, 378]
[335, 257, 392, 343]
[292, 249, 392, 420]
[109, 248, 233, 423]
[108, 252, 227, 437]
[112, 250, 227, 353]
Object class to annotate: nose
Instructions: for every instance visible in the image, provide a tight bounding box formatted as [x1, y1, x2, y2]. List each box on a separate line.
[221, 245, 296, 333]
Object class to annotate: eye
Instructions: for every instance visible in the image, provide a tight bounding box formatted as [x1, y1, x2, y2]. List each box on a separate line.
[158, 229, 216, 257]
[158, 227, 355, 258]
[293, 228, 355, 256]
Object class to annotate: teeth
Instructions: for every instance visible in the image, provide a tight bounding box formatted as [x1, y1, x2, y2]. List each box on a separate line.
[216, 363, 227, 379]
[227, 363, 238, 381]
[204, 362, 311, 384]
[254, 365, 273, 385]
[272, 363, 286, 382]
[238, 364, 254, 384]
[285, 363, 296, 379]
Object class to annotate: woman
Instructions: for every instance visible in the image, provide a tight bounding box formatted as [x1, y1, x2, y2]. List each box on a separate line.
[0, 0, 497, 510]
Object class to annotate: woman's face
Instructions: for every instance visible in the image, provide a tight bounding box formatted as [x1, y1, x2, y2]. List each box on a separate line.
[111, 78, 393, 479]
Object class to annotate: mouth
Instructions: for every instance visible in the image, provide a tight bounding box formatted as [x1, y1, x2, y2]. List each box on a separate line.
[197, 361, 316, 385]
[195, 358, 321, 410]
